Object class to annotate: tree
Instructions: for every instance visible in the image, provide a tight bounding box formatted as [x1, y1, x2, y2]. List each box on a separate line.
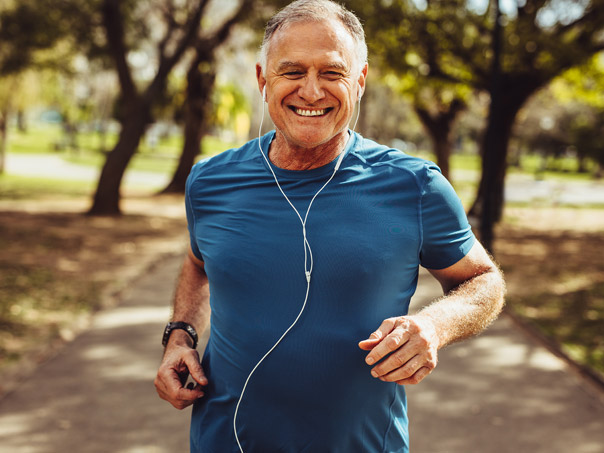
[351, 0, 604, 250]
[514, 52, 604, 174]
[161, 0, 253, 194]
[354, 0, 473, 181]
[468, 0, 604, 236]
[86, 0, 214, 215]
[0, 0, 89, 173]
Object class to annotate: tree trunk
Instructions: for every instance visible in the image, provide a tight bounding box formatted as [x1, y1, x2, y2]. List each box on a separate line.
[468, 84, 540, 234]
[87, 101, 151, 215]
[17, 110, 27, 132]
[0, 110, 7, 174]
[414, 99, 465, 181]
[160, 64, 215, 194]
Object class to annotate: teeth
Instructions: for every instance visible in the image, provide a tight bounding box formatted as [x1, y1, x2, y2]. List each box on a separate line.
[295, 108, 326, 117]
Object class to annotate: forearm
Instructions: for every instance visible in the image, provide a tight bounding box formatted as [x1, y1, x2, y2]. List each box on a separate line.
[416, 268, 505, 349]
[169, 249, 211, 348]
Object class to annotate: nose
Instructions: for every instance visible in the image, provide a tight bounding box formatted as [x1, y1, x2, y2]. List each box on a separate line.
[297, 76, 325, 104]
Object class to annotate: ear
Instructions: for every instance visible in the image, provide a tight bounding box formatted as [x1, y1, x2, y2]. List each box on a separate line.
[256, 64, 267, 101]
[357, 63, 368, 101]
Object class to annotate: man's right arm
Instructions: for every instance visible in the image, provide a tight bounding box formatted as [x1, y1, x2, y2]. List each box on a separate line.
[154, 247, 211, 410]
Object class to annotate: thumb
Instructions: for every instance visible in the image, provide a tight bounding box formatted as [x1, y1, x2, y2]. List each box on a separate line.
[185, 355, 208, 386]
[358, 331, 384, 350]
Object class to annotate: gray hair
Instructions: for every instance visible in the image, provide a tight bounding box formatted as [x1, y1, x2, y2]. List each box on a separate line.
[258, 0, 367, 75]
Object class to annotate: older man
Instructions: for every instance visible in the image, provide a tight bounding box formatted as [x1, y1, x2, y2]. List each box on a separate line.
[155, 1, 505, 452]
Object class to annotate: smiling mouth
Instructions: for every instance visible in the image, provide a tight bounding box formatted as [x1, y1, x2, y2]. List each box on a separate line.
[290, 106, 332, 117]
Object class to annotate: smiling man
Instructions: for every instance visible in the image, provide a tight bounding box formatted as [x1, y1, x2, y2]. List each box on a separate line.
[154, 1, 505, 452]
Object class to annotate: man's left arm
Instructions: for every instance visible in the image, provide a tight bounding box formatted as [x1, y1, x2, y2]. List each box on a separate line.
[358, 241, 505, 385]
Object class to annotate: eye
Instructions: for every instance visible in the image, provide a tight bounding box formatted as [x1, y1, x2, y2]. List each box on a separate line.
[282, 71, 304, 79]
[323, 71, 344, 80]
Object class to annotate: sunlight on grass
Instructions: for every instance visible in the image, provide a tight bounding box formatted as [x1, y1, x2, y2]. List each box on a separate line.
[510, 282, 604, 376]
[7, 124, 243, 175]
[0, 174, 94, 200]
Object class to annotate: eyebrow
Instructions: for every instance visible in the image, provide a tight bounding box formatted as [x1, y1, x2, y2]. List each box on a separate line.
[276, 60, 350, 73]
[276, 61, 305, 72]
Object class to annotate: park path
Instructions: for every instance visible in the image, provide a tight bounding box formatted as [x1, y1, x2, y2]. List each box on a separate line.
[4, 153, 170, 189]
[6, 152, 604, 205]
[0, 252, 603, 452]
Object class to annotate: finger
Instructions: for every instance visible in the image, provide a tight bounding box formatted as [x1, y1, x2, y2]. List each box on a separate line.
[358, 336, 380, 350]
[365, 325, 410, 366]
[395, 366, 432, 386]
[375, 353, 430, 382]
[173, 386, 205, 409]
[155, 371, 205, 410]
[370, 346, 417, 379]
[359, 318, 397, 353]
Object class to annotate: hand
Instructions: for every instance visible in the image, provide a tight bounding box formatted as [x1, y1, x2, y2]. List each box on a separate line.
[154, 342, 208, 410]
[358, 315, 439, 385]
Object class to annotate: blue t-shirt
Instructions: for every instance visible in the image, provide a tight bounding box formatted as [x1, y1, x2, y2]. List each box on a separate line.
[185, 131, 475, 453]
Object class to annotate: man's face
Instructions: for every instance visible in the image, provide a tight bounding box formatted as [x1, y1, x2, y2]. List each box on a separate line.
[257, 18, 367, 150]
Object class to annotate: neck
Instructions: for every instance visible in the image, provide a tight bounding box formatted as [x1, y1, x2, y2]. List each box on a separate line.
[269, 130, 350, 171]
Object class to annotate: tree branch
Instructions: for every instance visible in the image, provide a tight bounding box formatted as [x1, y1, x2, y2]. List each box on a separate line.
[147, 0, 210, 100]
[200, 0, 253, 52]
[101, 0, 136, 99]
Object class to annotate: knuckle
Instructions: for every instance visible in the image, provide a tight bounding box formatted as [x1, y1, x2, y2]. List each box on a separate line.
[391, 353, 406, 368]
[386, 333, 402, 349]
[416, 334, 429, 348]
[408, 375, 422, 385]
[400, 363, 415, 378]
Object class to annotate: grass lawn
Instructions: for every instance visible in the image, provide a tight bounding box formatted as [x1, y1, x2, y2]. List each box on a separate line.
[6, 123, 243, 175]
[0, 173, 95, 200]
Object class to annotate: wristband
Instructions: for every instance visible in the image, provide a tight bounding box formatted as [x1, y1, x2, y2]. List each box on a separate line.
[162, 321, 198, 349]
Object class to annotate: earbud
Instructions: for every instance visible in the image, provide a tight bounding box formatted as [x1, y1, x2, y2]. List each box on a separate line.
[262, 86, 267, 102]
[358, 85, 363, 101]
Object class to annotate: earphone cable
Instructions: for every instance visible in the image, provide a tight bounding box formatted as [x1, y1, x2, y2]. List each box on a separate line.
[233, 89, 358, 453]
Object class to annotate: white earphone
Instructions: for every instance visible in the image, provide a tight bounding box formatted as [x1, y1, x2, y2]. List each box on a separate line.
[233, 80, 358, 453]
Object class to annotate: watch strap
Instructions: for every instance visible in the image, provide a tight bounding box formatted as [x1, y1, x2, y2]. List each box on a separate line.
[162, 321, 199, 349]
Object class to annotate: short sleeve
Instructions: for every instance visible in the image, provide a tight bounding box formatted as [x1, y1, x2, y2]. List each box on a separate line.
[419, 164, 475, 269]
[185, 163, 204, 261]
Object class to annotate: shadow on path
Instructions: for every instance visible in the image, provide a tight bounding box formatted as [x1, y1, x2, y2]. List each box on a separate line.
[0, 255, 190, 453]
[0, 261, 603, 452]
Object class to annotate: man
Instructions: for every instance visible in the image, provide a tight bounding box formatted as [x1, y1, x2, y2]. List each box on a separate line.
[155, 1, 505, 451]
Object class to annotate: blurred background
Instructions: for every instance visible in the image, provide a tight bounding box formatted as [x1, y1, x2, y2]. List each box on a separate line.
[0, 0, 603, 449]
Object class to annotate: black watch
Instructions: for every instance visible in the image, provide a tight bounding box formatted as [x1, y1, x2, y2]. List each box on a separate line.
[162, 322, 198, 349]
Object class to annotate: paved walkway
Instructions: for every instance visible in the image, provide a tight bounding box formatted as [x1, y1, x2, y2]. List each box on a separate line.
[6, 152, 604, 206]
[4, 153, 170, 189]
[0, 255, 603, 453]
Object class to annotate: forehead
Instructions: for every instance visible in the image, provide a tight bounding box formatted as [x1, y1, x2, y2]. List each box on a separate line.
[267, 18, 357, 69]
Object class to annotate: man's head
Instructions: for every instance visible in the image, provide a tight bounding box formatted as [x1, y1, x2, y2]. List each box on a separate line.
[256, 0, 368, 151]
[259, 0, 367, 77]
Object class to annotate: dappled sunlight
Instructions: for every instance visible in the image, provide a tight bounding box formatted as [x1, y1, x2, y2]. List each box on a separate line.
[0, 256, 191, 452]
[93, 306, 169, 330]
[407, 315, 604, 453]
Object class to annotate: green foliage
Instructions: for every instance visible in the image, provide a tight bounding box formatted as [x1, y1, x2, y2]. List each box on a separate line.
[0, 0, 102, 76]
[211, 82, 250, 139]
[553, 54, 604, 109]
[513, 52, 604, 169]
